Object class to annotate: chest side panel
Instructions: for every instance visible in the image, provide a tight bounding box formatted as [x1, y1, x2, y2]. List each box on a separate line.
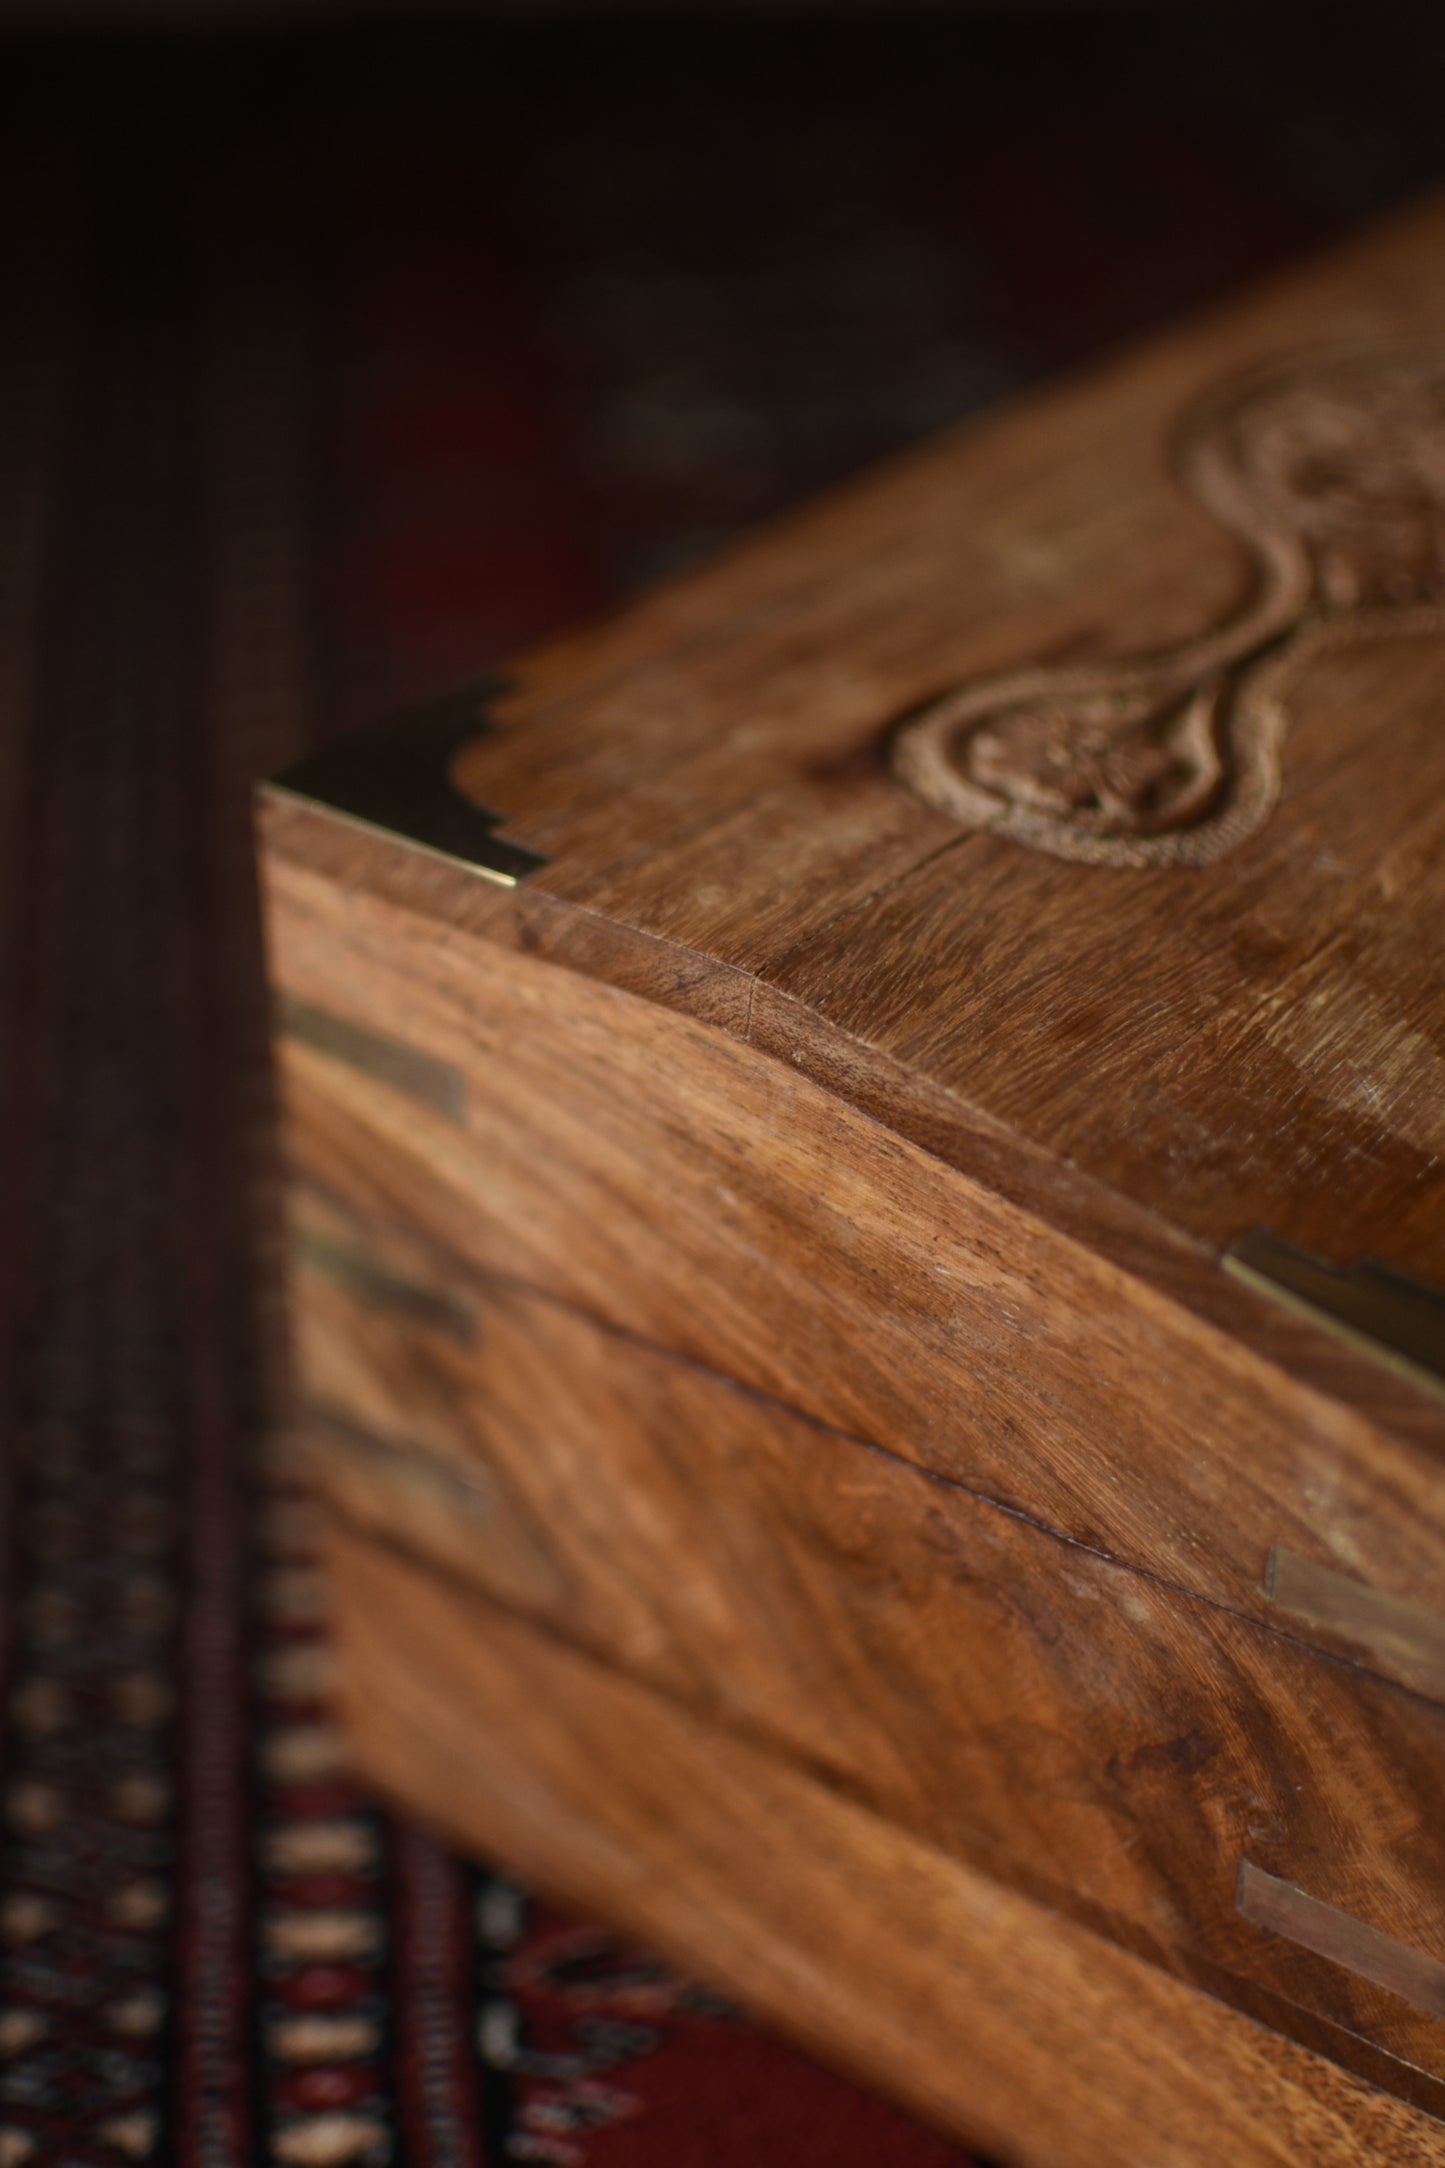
[262, 849, 1445, 1696]
[314, 1371, 1445, 2136]
[333, 1520, 1445, 2168]
[288, 1186, 1445, 2101]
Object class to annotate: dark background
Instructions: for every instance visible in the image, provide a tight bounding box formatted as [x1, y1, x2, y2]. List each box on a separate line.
[1, 9, 1444, 2166]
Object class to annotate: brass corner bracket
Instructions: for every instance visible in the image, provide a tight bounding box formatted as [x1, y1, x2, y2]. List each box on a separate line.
[267, 679, 547, 888]
[1223, 1229, 1445, 1403]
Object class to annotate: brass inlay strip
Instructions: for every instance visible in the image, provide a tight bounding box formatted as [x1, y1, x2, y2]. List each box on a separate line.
[305, 1408, 493, 1522]
[1266, 1547, 1445, 1706]
[1223, 1229, 1445, 1404]
[277, 992, 467, 1124]
[268, 680, 547, 887]
[292, 1229, 477, 1346]
[1238, 1861, 1445, 2020]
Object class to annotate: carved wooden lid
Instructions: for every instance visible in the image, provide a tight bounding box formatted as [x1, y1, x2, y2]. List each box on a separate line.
[270, 192, 1445, 1323]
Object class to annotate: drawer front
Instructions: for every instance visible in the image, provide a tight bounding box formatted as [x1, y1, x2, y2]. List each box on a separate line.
[286, 1186, 1445, 2109]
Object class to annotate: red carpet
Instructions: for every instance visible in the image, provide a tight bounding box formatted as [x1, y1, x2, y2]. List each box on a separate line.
[0, 14, 1438, 2164]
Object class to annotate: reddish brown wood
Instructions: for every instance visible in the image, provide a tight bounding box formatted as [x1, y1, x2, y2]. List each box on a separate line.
[328, 1523, 1445, 2168]
[292, 1191, 1445, 2091]
[257, 192, 1445, 2158]
[264, 855, 1445, 1677]
[435, 191, 1445, 1292]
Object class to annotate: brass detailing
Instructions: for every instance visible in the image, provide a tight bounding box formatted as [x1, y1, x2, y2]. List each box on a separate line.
[292, 1229, 477, 1346]
[894, 340, 1445, 865]
[1238, 1861, 1445, 2019]
[268, 680, 547, 886]
[1265, 1548, 1445, 1706]
[1223, 1229, 1445, 1402]
[305, 1409, 493, 1523]
[276, 992, 467, 1124]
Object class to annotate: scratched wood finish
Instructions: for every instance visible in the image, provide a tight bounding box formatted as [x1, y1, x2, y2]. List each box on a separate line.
[435, 193, 1445, 1281]
[256, 195, 1445, 2158]
[254, 202, 1445, 1454]
[291, 1193, 1445, 2092]
[262, 857, 1445, 1701]
[327, 1524, 1445, 2168]
[257, 782, 1443, 1468]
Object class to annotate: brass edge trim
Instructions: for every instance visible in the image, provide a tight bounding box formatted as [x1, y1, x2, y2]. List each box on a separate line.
[276, 992, 467, 1124]
[304, 1408, 493, 1521]
[267, 679, 548, 887]
[1237, 1860, 1445, 2020]
[292, 1229, 478, 1347]
[1223, 1229, 1445, 1405]
[1265, 1546, 1445, 1704]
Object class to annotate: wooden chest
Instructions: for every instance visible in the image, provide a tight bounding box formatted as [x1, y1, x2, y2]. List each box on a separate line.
[258, 194, 1445, 2167]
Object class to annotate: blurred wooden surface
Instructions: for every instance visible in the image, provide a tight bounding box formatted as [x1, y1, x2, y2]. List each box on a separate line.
[329, 1522, 1445, 2168]
[437, 192, 1445, 1282]
[260, 190, 1445, 2156]
[264, 847, 1445, 1679]
[292, 1182, 1445, 2097]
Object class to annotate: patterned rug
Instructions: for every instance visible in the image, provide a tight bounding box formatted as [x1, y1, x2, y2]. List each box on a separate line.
[1, 13, 1441, 2164]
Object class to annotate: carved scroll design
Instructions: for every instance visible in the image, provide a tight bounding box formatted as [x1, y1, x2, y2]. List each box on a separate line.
[892, 341, 1445, 866]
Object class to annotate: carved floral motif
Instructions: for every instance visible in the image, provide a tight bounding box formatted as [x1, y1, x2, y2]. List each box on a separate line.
[892, 342, 1445, 866]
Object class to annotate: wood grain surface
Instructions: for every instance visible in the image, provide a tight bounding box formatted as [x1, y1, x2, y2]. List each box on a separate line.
[257, 190, 1445, 2156]
[263, 857, 1445, 1696]
[298, 1214, 1445, 2089]
[399, 192, 1445, 1290]
[290, 1182, 1445, 2093]
[256, 195, 1445, 1458]
[326, 1522, 1445, 2168]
